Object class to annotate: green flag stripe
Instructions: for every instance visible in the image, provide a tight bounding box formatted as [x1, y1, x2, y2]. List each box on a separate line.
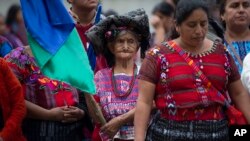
[28, 28, 96, 94]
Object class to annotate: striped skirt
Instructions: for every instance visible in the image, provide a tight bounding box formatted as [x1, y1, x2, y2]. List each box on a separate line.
[22, 119, 84, 141]
[146, 114, 229, 141]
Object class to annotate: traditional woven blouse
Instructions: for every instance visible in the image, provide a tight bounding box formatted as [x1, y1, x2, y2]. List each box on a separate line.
[5, 47, 79, 109]
[139, 40, 240, 121]
[4, 47, 90, 141]
[94, 68, 138, 140]
[225, 41, 250, 73]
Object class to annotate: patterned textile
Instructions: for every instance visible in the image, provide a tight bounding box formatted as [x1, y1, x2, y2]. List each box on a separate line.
[3, 33, 23, 49]
[146, 111, 229, 141]
[139, 40, 240, 121]
[5, 47, 79, 109]
[4, 47, 92, 140]
[85, 8, 150, 58]
[22, 118, 84, 141]
[225, 41, 250, 73]
[94, 68, 138, 140]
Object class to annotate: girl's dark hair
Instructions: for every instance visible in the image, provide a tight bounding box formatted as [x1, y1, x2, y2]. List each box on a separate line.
[172, 0, 180, 6]
[219, 0, 227, 16]
[104, 41, 115, 67]
[152, 2, 174, 17]
[175, 0, 209, 25]
[219, 0, 227, 28]
[5, 4, 21, 26]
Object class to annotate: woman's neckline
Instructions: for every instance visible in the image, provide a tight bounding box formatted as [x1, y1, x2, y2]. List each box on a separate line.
[165, 39, 219, 58]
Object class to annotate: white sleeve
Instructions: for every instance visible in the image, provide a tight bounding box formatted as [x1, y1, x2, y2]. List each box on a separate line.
[241, 54, 250, 94]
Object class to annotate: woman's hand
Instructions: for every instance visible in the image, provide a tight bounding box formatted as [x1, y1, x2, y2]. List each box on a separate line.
[48, 107, 66, 121]
[0, 137, 3, 141]
[100, 116, 123, 138]
[61, 106, 85, 123]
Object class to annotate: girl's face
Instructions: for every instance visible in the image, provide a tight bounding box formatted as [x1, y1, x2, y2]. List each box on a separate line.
[109, 31, 139, 61]
[221, 0, 250, 28]
[154, 12, 174, 33]
[176, 8, 208, 48]
[16, 10, 24, 24]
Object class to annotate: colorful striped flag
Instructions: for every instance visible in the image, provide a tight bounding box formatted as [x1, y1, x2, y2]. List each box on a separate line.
[20, 0, 95, 94]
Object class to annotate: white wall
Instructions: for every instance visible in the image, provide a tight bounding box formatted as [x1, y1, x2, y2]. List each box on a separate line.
[0, 0, 162, 17]
[0, 0, 20, 15]
[102, 0, 162, 16]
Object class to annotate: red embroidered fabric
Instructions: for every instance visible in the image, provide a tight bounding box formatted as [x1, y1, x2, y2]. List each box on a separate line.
[139, 41, 240, 120]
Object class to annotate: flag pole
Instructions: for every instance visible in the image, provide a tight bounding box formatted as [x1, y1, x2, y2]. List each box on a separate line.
[84, 93, 106, 125]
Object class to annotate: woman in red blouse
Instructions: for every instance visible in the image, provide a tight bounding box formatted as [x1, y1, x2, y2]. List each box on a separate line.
[5, 46, 90, 141]
[0, 58, 26, 141]
[134, 0, 250, 141]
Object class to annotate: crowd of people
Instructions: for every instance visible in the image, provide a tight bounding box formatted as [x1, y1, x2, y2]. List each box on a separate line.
[0, 0, 250, 141]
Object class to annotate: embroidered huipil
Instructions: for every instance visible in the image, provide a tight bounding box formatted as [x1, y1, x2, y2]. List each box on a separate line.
[139, 40, 240, 121]
[94, 68, 138, 140]
[4, 47, 87, 141]
[5, 47, 79, 109]
[225, 41, 250, 73]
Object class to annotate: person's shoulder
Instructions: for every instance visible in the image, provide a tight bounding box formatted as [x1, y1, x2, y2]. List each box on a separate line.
[146, 41, 173, 57]
[4, 47, 32, 67]
[0, 35, 8, 43]
[209, 38, 226, 53]
[5, 47, 25, 58]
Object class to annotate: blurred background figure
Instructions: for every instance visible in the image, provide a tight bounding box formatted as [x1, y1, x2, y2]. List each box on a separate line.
[5, 4, 28, 46]
[0, 13, 23, 48]
[150, 1, 175, 46]
[164, 0, 178, 8]
[205, 0, 224, 41]
[220, 0, 250, 73]
[207, 0, 221, 22]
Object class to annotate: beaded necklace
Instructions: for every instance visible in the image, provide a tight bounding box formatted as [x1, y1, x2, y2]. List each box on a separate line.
[111, 65, 137, 97]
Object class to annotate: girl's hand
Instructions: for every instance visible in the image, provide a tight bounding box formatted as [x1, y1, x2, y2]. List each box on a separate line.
[61, 106, 85, 123]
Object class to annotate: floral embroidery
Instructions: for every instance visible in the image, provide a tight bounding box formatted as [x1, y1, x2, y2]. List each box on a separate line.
[5, 47, 78, 108]
[148, 47, 160, 56]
